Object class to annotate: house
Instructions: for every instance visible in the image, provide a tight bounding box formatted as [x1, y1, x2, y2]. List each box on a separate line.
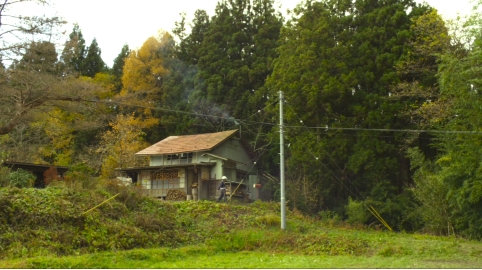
[116, 129, 265, 201]
[1, 161, 70, 188]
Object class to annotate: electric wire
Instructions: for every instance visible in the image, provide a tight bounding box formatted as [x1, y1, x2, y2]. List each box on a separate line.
[240, 99, 280, 123]
[284, 100, 366, 201]
[96, 99, 482, 136]
[285, 125, 482, 135]
[283, 97, 393, 230]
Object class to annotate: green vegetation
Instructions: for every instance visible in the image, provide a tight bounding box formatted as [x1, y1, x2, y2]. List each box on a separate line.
[1, 184, 482, 268]
[4, 0, 482, 252]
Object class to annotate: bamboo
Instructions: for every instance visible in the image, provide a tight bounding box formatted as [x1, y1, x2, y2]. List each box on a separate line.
[82, 193, 120, 215]
[227, 179, 245, 203]
[367, 205, 393, 231]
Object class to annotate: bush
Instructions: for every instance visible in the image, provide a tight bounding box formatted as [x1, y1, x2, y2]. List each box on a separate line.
[8, 169, 35, 188]
[345, 197, 368, 225]
[0, 166, 11, 187]
[59, 163, 99, 191]
[256, 213, 280, 227]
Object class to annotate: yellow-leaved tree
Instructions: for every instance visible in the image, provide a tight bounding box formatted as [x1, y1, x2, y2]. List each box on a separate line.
[35, 109, 76, 166]
[121, 31, 174, 103]
[99, 113, 159, 179]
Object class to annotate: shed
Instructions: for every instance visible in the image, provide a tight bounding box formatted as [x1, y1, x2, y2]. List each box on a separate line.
[1, 161, 70, 188]
[116, 129, 263, 201]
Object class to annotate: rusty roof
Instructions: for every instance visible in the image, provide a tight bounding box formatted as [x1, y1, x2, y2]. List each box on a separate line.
[135, 130, 238, 156]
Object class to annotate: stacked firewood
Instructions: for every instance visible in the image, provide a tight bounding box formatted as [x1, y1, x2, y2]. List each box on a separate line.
[166, 190, 187, 201]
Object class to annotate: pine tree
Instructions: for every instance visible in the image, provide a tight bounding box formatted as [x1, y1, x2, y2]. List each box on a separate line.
[193, 0, 282, 119]
[265, 0, 430, 216]
[83, 38, 105, 78]
[111, 44, 130, 91]
[61, 24, 87, 75]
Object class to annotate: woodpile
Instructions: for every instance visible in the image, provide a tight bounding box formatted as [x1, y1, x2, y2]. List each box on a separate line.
[166, 190, 187, 201]
[226, 185, 246, 197]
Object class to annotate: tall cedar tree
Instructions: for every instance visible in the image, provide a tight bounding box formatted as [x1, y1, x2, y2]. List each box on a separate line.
[83, 38, 105, 78]
[112, 44, 130, 91]
[265, 0, 430, 221]
[61, 24, 87, 74]
[193, 0, 283, 119]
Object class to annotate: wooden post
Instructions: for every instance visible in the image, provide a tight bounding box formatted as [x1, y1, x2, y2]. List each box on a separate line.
[197, 168, 202, 201]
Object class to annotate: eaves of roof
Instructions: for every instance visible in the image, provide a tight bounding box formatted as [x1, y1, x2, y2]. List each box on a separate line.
[135, 130, 238, 156]
[115, 162, 216, 172]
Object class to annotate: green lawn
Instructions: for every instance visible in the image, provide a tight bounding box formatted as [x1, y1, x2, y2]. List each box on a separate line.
[2, 231, 482, 269]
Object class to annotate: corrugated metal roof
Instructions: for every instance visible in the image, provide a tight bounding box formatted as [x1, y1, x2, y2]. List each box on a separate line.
[135, 130, 238, 156]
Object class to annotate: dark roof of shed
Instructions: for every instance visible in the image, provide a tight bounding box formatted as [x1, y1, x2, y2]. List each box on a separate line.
[1, 162, 70, 173]
[135, 130, 238, 156]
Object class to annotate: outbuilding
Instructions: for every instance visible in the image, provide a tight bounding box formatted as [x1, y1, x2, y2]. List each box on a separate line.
[1, 161, 70, 188]
[116, 129, 267, 201]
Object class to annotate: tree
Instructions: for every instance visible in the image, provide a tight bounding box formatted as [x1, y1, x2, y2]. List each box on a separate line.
[0, 0, 66, 59]
[175, 9, 210, 66]
[0, 65, 107, 136]
[18, 40, 59, 74]
[99, 113, 159, 179]
[121, 33, 170, 100]
[83, 38, 105, 77]
[111, 43, 130, 91]
[264, 0, 430, 217]
[61, 24, 87, 75]
[407, 3, 482, 238]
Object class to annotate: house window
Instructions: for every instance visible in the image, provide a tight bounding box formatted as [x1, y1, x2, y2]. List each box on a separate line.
[150, 170, 184, 189]
[180, 152, 193, 164]
[167, 152, 193, 164]
[167, 154, 179, 160]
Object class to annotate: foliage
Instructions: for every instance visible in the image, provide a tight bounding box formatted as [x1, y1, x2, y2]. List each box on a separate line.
[0, 166, 11, 187]
[61, 24, 87, 75]
[121, 33, 170, 99]
[83, 38, 106, 78]
[111, 44, 130, 91]
[406, 1, 482, 239]
[99, 113, 158, 179]
[7, 169, 35, 188]
[43, 167, 60, 186]
[346, 197, 368, 225]
[0, 0, 66, 60]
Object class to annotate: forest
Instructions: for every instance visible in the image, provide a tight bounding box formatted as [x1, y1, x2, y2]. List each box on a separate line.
[2, 0, 482, 240]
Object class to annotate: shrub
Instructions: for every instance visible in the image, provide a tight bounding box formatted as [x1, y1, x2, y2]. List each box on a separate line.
[346, 197, 368, 225]
[61, 163, 99, 191]
[43, 167, 60, 186]
[256, 213, 280, 227]
[0, 166, 11, 187]
[8, 169, 35, 188]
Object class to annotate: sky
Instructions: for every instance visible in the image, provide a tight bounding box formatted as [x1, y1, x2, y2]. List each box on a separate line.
[16, 0, 477, 67]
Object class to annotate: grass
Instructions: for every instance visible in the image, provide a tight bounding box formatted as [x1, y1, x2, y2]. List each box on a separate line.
[1, 186, 482, 268]
[1, 223, 482, 268]
[1, 238, 482, 269]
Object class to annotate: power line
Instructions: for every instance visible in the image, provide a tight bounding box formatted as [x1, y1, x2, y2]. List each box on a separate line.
[285, 125, 482, 135]
[240, 99, 279, 123]
[94, 99, 482, 136]
[284, 99, 366, 200]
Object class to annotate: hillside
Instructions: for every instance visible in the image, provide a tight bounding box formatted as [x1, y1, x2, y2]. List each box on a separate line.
[1, 185, 482, 268]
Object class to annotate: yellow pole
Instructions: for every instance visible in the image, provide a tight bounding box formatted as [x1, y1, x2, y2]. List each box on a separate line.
[367, 205, 393, 231]
[227, 179, 245, 203]
[82, 193, 120, 215]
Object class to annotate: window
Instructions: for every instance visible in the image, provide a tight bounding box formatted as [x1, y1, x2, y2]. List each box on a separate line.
[167, 154, 179, 160]
[180, 152, 193, 164]
[167, 152, 193, 164]
[149, 170, 184, 189]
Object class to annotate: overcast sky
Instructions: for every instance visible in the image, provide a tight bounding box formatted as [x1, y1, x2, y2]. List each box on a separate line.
[17, 0, 477, 67]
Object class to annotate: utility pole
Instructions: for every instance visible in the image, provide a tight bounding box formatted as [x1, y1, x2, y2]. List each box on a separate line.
[279, 91, 286, 230]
